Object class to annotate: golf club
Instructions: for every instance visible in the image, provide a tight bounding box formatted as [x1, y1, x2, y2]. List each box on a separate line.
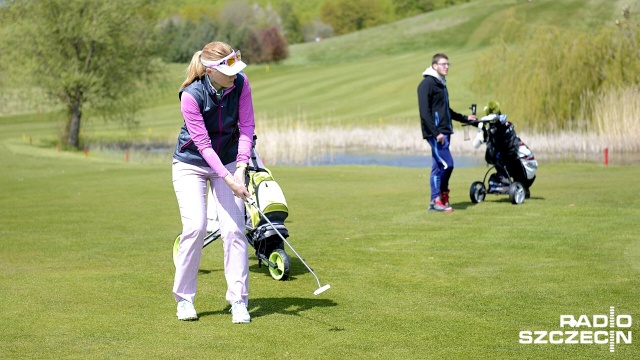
[246, 197, 331, 295]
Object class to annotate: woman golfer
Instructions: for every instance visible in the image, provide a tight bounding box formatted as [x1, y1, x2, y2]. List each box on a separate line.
[172, 41, 255, 323]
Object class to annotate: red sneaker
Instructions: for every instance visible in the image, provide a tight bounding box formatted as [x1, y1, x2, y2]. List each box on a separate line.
[441, 190, 452, 207]
[429, 196, 453, 213]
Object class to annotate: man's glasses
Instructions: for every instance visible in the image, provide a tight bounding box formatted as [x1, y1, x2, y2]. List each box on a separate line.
[207, 50, 242, 68]
[436, 62, 450, 67]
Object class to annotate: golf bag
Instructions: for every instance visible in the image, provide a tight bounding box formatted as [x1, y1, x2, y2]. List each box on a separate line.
[245, 165, 289, 255]
[481, 114, 537, 190]
[469, 112, 538, 204]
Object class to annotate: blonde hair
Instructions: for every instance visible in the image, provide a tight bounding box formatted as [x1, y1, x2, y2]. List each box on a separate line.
[180, 41, 234, 91]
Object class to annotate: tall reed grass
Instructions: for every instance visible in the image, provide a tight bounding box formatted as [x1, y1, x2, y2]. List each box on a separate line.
[472, 5, 639, 131]
[78, 85, 640, 165]
[253, 103, 640, 165]
[253, 115, 427, 165]
[587, 86, 640, 152]
[18, 83, 639, 166]
[254, 84, 640, 165]
[253, 128, 637, 165]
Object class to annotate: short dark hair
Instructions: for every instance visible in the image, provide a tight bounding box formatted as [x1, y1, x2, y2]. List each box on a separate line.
[432, 53, 448, 65]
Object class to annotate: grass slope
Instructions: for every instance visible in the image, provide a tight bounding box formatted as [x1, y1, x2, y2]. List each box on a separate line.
[1, 145, 639, 359]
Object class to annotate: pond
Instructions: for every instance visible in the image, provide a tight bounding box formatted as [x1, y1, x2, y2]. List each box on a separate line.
[131, 147, 640, 167]
[308, 152, 485, 168]
[305, 150, 640, 168]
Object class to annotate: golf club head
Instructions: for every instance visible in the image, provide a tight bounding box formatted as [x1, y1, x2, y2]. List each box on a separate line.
[313, 284, 331, 296]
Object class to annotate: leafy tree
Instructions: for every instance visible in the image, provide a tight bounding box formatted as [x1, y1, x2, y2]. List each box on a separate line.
[177, 4, 218, 22]
[320, 0, 387, 35]
[279, 1, 303, 44]
[159, 17, 218, 63]
[219, 0, 255, 28]
[0, 0, 163, 149]
[392, 0, 434, 17]
[217, 20, 253, 56]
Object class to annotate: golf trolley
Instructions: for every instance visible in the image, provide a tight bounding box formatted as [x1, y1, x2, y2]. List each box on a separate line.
[465, 103, 537, 205]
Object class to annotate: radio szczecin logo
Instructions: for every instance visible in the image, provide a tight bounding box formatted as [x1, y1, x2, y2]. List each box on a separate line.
[519, 307, 632, 352]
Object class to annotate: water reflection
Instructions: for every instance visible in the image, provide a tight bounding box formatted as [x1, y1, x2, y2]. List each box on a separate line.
[131, 147, 640, 167]
[305, 151, 640, 168]
[309, 152, 486, 168]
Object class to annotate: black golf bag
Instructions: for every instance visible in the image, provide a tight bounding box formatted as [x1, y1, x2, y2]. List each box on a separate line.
[484, 116, 537, 191]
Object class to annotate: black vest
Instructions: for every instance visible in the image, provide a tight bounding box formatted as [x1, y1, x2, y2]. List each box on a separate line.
[173, 74, 245, 167]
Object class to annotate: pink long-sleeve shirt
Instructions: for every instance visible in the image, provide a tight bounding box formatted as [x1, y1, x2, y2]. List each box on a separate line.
[180, 75, 255, 178]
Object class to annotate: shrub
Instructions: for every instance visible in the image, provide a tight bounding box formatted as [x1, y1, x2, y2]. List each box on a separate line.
[320, 0, 387, 35]
[157, 2, 290, 65]
[259, 27, 289, 63]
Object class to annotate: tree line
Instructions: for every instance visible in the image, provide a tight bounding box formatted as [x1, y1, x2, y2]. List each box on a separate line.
[158, 2, 288, 64]
[159, 0, 473, 64]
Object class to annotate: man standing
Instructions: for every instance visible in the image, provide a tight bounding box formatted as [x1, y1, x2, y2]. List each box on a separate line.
[418, 53, 476, 213]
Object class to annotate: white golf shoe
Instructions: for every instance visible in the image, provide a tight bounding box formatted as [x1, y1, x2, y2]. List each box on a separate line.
[231, 300, 250, 324]
[176, 300, 198, 321]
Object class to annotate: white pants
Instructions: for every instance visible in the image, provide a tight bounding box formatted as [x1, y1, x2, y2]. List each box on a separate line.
[207, 190, 219, 232]
[172, 159, 249, 306]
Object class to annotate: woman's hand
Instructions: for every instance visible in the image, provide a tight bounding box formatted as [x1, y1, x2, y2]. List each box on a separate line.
[233, 167, 245, 186]
[224, 173, 250, 200]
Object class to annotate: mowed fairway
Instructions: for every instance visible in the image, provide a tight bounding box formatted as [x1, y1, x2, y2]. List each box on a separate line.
[2, 0, 639, 358]
[1, 142, 639, 359]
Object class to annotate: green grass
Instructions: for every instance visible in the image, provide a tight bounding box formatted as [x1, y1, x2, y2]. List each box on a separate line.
[1, 1, 639, 358]
[1, 141, 639, 359]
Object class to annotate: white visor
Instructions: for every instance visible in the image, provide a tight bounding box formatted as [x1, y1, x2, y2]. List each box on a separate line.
[201, 50, 247, 76]
[213, 61, 246, 76]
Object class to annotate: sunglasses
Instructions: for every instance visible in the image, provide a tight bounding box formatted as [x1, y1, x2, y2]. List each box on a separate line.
[207, 50, 242, 68]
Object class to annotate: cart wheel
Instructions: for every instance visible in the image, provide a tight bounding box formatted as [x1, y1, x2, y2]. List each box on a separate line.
[469, 181, 486, 203]
[172, 234, 181, 262]
[268, 249, 290, 281]
[508, 182, 526, 205]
